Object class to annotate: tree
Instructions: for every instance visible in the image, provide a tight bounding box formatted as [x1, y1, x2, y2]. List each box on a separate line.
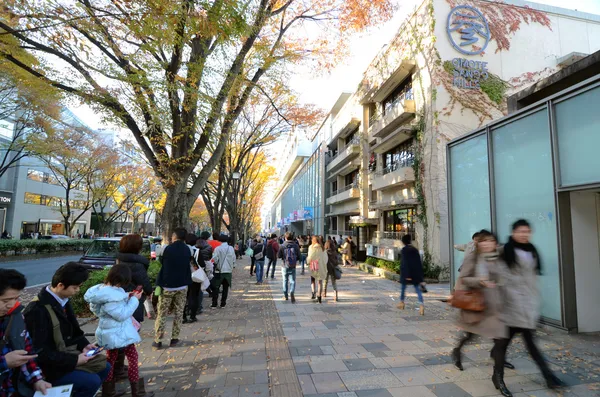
[189, 199, 210, 234]
[26, 119, 111, 235]
[0, 0, 394, 240]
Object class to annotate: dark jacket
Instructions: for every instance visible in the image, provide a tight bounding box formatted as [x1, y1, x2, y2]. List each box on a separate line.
[265, 239, 279, 260]
[156, 240, 193, 288]
[23, 288, 90, 382]
[326, 248, 338, 275]
[116, 252, 152, 322]
[196, 239, 213, 264]
[400, 244, 424, 284]
[278, 240, 301, 265]
[253, 243, 265, 261]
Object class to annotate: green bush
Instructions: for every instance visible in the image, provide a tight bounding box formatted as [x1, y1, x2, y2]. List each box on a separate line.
[365, 257, 378, 267]
[0, 239, 93, 255]
[366, 256, 401, 274]
[147, 260, 161, 286]
[71, 268, 109, 316]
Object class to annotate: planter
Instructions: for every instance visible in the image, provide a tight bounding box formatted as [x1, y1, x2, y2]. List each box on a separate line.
[358, 262, 400, 282]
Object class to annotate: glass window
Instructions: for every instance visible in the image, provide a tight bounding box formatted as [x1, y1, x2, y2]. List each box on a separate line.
[27, 169, 44, 182]
[383, 77, 413, 115]
[450, 134, 491, 281]
[383, 208, 416, 235]
[555, 86, 600, 186]
[46, 196, 62, 208]
[24, 192, 43, 205]
[492, 109, 561, 321]
[383, 140, 414, 171]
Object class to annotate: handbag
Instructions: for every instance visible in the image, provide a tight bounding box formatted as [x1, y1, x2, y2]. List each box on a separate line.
[450, 279, 485, 312]
[245, 247, 253, 256]
[310, 260, 319, 272]
[254, 251, 264, 260]
[334, 266, 342, 280]
[131, 316, 141, 331]
[192, 267, 208, 283]
[143, 299, 155, 319]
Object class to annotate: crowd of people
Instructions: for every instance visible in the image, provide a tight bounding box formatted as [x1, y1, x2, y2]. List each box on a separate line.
[0, 219, 566, 397]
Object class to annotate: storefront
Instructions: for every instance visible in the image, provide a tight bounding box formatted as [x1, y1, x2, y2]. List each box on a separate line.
[447, 73, 600, 333]
[0, 191, 12, 234]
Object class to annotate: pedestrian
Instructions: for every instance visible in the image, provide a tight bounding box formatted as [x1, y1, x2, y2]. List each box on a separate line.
[253, 237, 266, 284]
[208, 233, 221, 251]
[307, 236, 328, 303]
[0, 269, 52, 397]
[194, 231, 214, 311]
[113, 234, 153, 380]
[278, 233, 301, 303]
[249, 238, 257, 276]
[491, 220, 563, 396]
[397, 234, 425, 315]
[265, 234, 280, 280]
[336, 234, 343, 247]
[341, 238, 352, 267]
[152, 228, 192, 349]
[183, 233, 201, 324]
[24, 263, 111, 397]
[84, 265, 154, 397]
[348, 236, 357, 265]
[210, 235, 236, 308]
[297, 235, 309, 275]
[323, 240, 340, 302]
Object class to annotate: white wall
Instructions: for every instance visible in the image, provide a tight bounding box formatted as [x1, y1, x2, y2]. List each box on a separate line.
[570, 191, 600, 333]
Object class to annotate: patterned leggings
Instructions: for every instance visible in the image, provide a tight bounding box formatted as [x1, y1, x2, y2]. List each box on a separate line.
[106, 344, 138, 382]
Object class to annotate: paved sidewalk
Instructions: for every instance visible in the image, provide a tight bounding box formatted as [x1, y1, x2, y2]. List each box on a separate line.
[82, 258, 599, 397]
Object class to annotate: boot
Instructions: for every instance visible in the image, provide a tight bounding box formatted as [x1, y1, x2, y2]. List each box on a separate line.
[311, 292, 316, 300]
[419, 305, 425, 316]
[397, 302, 405, 310]
[317, 296, 322, 304]
[113, 350, 128, 381]
[492, 367, 513, 397]
[131, 377, 155, 397]
[452, 348, 463, 371]
[544, 372, 565, 389]
[323, 287, 327, 298]
[291, 293, 296, 303]
[101, 379, 125, 397]
[334, 291, 338, 302]
[490, 348, 515, 369]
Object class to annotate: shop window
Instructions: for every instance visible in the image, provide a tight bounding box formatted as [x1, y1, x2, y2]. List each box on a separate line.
[383, 208, 416, 235]
[27, 169, 44, 182]
[24, 192, 43, 205]
[492, 109, 560, 321]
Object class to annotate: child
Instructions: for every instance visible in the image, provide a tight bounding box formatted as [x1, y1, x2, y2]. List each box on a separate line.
[84, 265, 154, 397]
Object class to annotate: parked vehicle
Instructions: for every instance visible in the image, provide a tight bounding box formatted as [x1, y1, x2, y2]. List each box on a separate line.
[79, 237, 158, 270]
[40, 235, 71, 240]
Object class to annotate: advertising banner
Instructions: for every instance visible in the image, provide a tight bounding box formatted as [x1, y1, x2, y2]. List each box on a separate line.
[303, 207, 313, 220]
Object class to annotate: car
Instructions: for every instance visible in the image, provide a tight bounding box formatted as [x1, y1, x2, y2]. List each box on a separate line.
[40, 235, 71, 240]
[79, 236, 160, 270]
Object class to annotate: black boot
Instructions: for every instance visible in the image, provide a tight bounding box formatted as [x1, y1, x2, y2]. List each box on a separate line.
[544, 372, 565, 389]
[492, 367, 512, 397]
[317, 296, 322, 304]
[131, 377, 155, 397]
[113, 350, 128, 381]
[101, 379, 125, 397]
[452, 348, 463, 371]
[490, 347, 515, 369]
[311, 292, 316, 300]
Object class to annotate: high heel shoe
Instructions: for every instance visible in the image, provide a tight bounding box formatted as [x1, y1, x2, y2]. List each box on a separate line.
[452, 348, 463, 371]
[492, 367, 513, 397]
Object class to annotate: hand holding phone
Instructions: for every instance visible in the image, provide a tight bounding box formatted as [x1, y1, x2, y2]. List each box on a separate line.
[85, 346, 105, 357]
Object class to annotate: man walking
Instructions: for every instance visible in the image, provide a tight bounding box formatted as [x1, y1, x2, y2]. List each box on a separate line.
[265, 234, 280, 280]
[153, 228, 192, 349]
[211, 235, 236, 308]
[278, 233, 301, 303]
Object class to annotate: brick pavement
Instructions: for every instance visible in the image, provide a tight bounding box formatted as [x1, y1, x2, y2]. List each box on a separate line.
[82, 258, 600, 397]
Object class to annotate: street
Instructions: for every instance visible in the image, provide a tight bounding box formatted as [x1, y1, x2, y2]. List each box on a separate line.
[0, 254, 82, 287]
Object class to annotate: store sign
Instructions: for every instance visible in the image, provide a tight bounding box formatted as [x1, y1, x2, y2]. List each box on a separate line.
[0, 192, 12, 205]
[451, 58, 489, 89]
[447, 5, 490, 56]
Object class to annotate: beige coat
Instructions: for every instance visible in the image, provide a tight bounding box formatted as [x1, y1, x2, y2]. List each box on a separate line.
[307, 244, 328, 280]
[341, 242, 352, 263]
[455, 251, 508, 339]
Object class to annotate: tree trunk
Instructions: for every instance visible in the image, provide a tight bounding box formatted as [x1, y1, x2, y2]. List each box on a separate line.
[161, 185, 191, 243]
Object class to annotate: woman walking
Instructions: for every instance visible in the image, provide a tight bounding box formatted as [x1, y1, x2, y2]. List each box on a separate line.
[85, 265, 154, 397]
[323, 240, 340, 302]
[297, 235, 309, 275]
[307, 235, 328, 303]
[397, 234, 425, 315]
[253, 237, 266, 284]
[341, 238, 352, 267]
[491, 220, 563, 396]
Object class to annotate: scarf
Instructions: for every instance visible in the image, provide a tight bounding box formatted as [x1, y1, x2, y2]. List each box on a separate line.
[502, 236, 542, 275]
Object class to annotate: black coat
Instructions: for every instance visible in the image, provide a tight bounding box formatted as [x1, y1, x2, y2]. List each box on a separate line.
[116, 252, 153, 322]
[195, 239, 213, 264]
[23, 288, 90, 382]
[157, 240, 193, 288]
[400, 244, 424, 284]
[326, 248, 338, 275]
[253, 243, 265, 261]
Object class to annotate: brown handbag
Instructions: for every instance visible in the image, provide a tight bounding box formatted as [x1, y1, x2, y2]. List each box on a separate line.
[449, 278, 486, 312]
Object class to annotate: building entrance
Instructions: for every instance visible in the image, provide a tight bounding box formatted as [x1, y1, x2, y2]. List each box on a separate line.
[569, 190, 600, 333]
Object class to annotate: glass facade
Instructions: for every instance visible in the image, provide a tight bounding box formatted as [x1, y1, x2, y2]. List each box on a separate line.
[555, 86, 600, 187]
[492, 109, 561, 321]
[449, 134, 491, 281]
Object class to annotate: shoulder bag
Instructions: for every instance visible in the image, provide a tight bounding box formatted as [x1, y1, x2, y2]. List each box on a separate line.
[449, 278, 485, 312]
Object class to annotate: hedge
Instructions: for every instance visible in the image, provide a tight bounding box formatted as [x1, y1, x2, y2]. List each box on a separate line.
[0, 239, 94, 255]
[71, 259, 162, 316]
[365, 256, 442, 279]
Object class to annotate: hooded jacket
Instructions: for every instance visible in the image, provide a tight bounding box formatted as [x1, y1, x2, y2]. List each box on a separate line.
[84, 285, 141, 350]
[116, 252, 152, 322]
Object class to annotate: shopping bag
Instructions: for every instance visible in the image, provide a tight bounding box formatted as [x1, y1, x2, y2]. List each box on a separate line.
[245, 247, 253, 256]
[143, 299, 155, 319]
[192, 267, 208, 284]
[334, 266, 342, 280]
[132, 316, 141, 331]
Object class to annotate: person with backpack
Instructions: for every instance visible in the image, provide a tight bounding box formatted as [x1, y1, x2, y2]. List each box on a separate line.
[84, 265, 154, 397]
[278, 233, 301, 303]
[307, 236, 328, 303]
[297, 236, 309, 276]
[253, 237, 266, 284]
[265, 234, 280, 280]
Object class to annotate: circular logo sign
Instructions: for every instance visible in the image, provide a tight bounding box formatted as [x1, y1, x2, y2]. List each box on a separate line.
[446, 5, 490, 56]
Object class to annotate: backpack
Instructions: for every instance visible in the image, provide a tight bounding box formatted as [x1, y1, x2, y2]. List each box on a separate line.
[265, 241, 274, 259]
[284, 244, 298, 268]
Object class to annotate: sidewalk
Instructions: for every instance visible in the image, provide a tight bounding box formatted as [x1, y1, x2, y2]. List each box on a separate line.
[83, 258, 600, 397]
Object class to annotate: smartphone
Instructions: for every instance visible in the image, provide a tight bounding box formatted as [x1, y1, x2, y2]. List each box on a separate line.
[85, 346, 105, 357]
[129, 285, 143, 297]
[27, 348, 42, 356]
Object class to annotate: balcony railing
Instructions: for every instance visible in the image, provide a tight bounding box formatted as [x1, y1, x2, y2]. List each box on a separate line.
[329, 230, 356, 237]
[369, 88, 414, 125]
[374, 231, 416, 241]
[326, 136, 360, 164]
[376, 157, 414, 176]
[328, 181, 358, 198]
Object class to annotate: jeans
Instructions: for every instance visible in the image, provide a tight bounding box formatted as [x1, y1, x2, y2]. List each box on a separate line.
[54, 363, 111, 397]
[400, 282, 424, 303]
[255, 260, 265, 283]
[250, 257, 255, 275]
[266, 258, 278, 278]
[493, 327, 552, 375]
[281, 267, 296, 297]
[300, 254, 307, 273]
